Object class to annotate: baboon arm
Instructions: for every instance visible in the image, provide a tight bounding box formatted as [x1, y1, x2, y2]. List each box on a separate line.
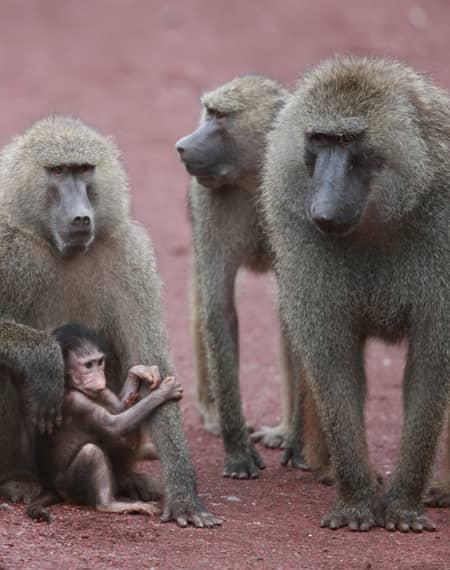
[65, 389, 171, 439]
[0, 322, 64, 433]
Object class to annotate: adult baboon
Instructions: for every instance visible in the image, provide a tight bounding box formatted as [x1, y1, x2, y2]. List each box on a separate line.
[0, 116, 220, 527]
[176, 76, 306, 479]
[262, 56, 450, 531]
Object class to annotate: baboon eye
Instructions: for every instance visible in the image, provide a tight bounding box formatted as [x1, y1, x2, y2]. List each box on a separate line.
[207, 107, 227, 120]
[98, 357, 104, 367]
[79, 164, 95, 174]
[340, 134, 354, 145]
[50, 166, 65, 175]
[85, 361, 93, 370]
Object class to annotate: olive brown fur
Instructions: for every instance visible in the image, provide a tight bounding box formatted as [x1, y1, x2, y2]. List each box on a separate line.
[177, 76, 312, 478]
[262, 56, 450, 531]
[0, 116, 220, 527]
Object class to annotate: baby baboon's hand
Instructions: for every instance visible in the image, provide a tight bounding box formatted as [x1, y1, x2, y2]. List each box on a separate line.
[158, 376, 183, 402]
[128, 364, 161, 390]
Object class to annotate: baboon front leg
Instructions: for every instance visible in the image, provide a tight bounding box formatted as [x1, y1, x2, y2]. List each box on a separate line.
[305, 335, 381, 531]
[191, 275, 220, 436]
[384, 334, 449, 531]
[199, 268, 264, 479]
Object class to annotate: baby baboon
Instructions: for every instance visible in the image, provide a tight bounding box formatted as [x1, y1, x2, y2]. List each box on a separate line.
[262, 56, 450, 531]
[27, 323, 181, 522]
[0, 116, 220, 527]
[176, 76, 303, 479]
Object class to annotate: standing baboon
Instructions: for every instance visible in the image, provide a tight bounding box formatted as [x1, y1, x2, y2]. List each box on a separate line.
[0, 116, 220, 527]
[262, 56, 450, 531]
[176, 76, 306, 479]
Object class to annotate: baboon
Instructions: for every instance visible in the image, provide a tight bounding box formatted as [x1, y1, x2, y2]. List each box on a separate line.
[176, 76, 307, 479]
[27, 323, 181, 522]
[0, 116, 221, 527]
[262, 56, 450, 531]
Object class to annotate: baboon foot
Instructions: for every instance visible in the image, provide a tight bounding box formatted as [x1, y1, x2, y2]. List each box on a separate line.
[118, 472, 162, 502]
[98, 500, 160, 516]
[251, 424, 289, 449]
[0, 479, 41, 504]
[26, 504, 52, 523]
[321, 496, 384, 532]
[223, 443, 265, 479]
[384, 498, 436, 532]
[425, 481, 450, 508]
[280, 435, 309, 470]
[161, 494, 222, 528]
[315, 469, 335, 486]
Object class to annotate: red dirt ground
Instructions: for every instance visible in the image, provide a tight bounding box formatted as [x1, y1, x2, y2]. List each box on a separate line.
[0, 1, 449, 568]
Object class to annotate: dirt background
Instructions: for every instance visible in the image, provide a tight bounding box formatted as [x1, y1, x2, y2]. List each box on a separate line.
[0, 1, 449, 568]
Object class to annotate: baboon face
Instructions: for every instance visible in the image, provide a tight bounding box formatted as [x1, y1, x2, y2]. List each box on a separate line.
[304, 129, 378, 236]
[46, 163, 97, 254]
[175, 107, 240, 189]
[176, 76, 286, 190]
[292, 57, 434, 237]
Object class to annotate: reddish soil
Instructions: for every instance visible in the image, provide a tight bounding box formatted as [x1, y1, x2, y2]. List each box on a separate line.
[0, 1, 449, 568]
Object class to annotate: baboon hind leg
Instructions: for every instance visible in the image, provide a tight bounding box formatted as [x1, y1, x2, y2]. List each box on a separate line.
[251, 329, 296, 449]
[191, 276, 221, 436]
[425, 413, 450, 507]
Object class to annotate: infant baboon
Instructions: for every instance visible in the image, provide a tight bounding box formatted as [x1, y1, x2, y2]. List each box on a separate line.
[0, 116, 220, 527]
[262, 56, 450, 531]
[176, 76, 306, 479]
[27, 324, 182, 522]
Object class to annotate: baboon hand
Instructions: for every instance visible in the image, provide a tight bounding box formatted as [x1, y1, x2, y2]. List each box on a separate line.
[223, 441, 265, 479]
[128, 364, 161, 390]
[23, 369, 64, 436]
[383, 497, 437, 532]
[321, 496, 384, 532]
[161, 495, 222, 528]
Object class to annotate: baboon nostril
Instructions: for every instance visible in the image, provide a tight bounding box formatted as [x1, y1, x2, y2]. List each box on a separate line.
[72, 216, 91, 227]
[176, 143, 185, 154]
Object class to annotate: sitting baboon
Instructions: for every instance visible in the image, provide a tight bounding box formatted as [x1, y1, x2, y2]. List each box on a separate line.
[28, 324, 181, 522]
[176, 76, 309, 479]
[0, 116, 220, 528]
[262, 56, 450, 531]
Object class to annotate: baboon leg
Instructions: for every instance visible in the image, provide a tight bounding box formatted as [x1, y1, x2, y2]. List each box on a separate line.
[305, 333, 381, 531]
[117, 472, 162, 502]
[251, 330, 295, 449]
[302, 380, 332, 484]
[197, 261, 264, 479]
[425, 416, 450, 507]
[384, 333, 448, 531]
[191, 275, 220, 436]
[279, 356, 329, 473]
